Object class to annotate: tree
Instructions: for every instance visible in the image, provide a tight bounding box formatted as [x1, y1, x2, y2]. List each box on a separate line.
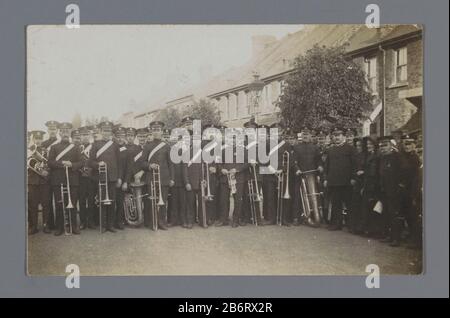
[184, 99, 221, 126]
[155, 107, 182, 130]
[71, 112, 82, 129]
[277, 44, 373, 131]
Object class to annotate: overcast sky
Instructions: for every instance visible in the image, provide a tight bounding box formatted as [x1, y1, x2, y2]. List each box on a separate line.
[27, 25, 302, 130]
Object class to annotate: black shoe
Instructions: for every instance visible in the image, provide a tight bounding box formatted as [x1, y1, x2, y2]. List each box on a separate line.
[54, 230, 63, 236]
[107, 227, 116, 233]
[101, 228, 107, 233]
[389, 240, 400, 247]
[79, 223, 86, 230]
[380, 237, 392, 243]
[327, 225, 341, 231]
[186, 223, 193, 229]
[232, 222, 239, 228]
[88, 223, 96, 229]
[43, 226, 52, 234]
[159, 224, 168, 230]
[73, 229, 81, 235]
[116, 223, 125, 230]
[215, 222, 224, 227]
[239, 221, 247, 226]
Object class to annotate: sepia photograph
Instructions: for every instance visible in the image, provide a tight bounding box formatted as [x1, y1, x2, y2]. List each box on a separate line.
[26, 24, 423, 276]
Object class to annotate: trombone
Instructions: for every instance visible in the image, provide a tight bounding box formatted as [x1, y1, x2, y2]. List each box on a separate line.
[98, 162, 113, 233]
[149, 164, 164, 231]
[276, 151, 291, 226]
[248, 163, 263, 226]
[60, 166, 74, 235]
[199, 163, 213, 228]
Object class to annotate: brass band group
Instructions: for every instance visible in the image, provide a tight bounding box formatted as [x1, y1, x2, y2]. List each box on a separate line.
[27, 116, 423, 249]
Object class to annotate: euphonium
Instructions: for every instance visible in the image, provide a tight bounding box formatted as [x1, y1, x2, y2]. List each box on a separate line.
[27, 148, 49, 177]
[124, 177, 146, 227]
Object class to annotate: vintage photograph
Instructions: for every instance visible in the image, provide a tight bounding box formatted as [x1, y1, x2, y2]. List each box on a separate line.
[26, 24, 423, 276]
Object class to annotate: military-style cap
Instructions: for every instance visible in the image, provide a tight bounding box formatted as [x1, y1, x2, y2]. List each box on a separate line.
[99, 121, 114, 130]
[58, 122, 73, 130]
[114, 126, 127, 136]
[78, 126, 89, 134]
[31, 130, 46, 139]
[163, 128, 171, 135]
[401, 134, 415, 144]
[284, 127, 295, 136]
[71, 129, 80, 137]
[317, 130, 327, 138]
[181, 116, 194, 124]
[331, 127, 344, 135]
[378, 135, 394, 143]
[219, 125, 228, 132]
[126, 127, 137, 135]
[300, 126, 311, 134]
[345, 128, 357, 137]
[45, 120, 59, 128]
[310, 128, 318, 136]
[149, 121, 165, 129]
[136, 128, 149, 135]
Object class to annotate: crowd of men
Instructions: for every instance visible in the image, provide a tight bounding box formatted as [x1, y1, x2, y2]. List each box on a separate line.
[27, 117, 423, 249]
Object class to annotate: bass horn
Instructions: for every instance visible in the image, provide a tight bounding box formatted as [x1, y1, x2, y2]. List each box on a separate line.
[299, 169, 323, 227]
[124, 175, 147, 227]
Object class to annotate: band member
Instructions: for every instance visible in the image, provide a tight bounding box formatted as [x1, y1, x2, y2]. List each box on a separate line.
[348, 137, 366, 234]
[399, 135, 421, 248]
[124, 128, 148, 226]
[140, 121, 175, 230]
[114, 126, 128, 230]
[293, 127, 323, 225]
[323, 127, 356, 231]
[41, 120, 60, 230]
[48, 122, 82, 236]
[169, 134, 187, 227]
[71, 129, 81, 146]
[202, 123, 220, 226]
[89, 121, 123, 233]
[215, 125, 231, 227]
[183, 129, 203, 228]
[378, 136, 404, 247]
[27, 130, 51, 234]
[345, 128, 357, 146]
[78, 126, 96, 229]
[263, 123, 292, 225]
[360, 136, 381, 237]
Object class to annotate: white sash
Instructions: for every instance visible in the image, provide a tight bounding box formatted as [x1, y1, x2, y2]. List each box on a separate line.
[55, 144, 75, 161]
[147, 142, 165, 162]
[188, 149, 203, 167]
[47, 138, 60, 152]
[119, 146, 127, 152]
[268, 140, 285, 157]
[134, 151, 143, 162]
[96, 140, 113, 158]
[246, 140, 257, 150]
[83, 144, 92, 157]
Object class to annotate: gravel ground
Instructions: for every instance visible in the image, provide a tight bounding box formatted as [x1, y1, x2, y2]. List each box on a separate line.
[27, 224, 422, 276]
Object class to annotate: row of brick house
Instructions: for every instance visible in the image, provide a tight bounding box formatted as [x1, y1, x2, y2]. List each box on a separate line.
[117, 24, 422, 137]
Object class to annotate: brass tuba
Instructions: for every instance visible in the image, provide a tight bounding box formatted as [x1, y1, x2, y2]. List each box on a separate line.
[299, 169, 323, 227]
[27, 148, 49, 177]
[123, 176, 147, 227]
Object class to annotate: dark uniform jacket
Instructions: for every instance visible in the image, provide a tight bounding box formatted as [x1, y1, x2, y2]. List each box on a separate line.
[183, 146, 203, 190]
[88, 139, 122, 182]
[362, 151, 380, 197]
[293, 142, 322, 172]
[140, 139, 174, 187]
[399, 152, 420, 196]
[117, 143, 128, 182]
[125, 143, 145, 184]
[379, 151, 402, 196]
[27, 145, 49, 185]
[48, 140, 82, 186]
[324, 143, 356, 186]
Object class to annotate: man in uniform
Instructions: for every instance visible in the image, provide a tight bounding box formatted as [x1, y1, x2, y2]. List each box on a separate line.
[140, 121, 175, 230]
[215, 125, 232, 227]
[378, 136, 404, 247]
[41, 120, 60, 230]
[71, 129, 81, 146]
[124, 128, 148, 226]
[78, 126, 96, 229]
[48, 122, 82, 236]
[293, 127, 323, 226]
[323, 127, 356, 231]
[27, 130, 51, 234]
[89, 121, 123, 233]
[114, 126, 128, 230]
[345, 128, 357, 146]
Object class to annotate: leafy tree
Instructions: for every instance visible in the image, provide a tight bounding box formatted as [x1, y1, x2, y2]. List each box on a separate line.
[277, 44, 373, 131]
[155, 107, 182, 130]
[184, 99, 221, 126]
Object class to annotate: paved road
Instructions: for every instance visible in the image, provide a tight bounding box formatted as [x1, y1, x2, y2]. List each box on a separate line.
[27, 224, 422, 276]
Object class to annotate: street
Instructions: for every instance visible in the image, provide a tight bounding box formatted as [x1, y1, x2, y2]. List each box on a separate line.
[27, 224, 422, 276]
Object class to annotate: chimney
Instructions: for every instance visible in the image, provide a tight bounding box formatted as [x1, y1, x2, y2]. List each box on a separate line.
[251, 35, 277, 58]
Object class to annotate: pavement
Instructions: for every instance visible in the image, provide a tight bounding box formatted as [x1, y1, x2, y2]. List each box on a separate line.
[27, 224, 422, 276]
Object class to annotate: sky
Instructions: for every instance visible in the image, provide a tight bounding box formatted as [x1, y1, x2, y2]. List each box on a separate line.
[27, 25, 302, 130]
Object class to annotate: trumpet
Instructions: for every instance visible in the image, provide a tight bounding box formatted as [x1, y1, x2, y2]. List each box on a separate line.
[98, 162, 113, 233]
[149, 164, 164, 230]
[60, 166, 74, 235]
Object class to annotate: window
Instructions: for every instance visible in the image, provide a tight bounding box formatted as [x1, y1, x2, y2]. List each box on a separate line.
[365, 57, 377, 93]
[394, 47, 407, 83]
